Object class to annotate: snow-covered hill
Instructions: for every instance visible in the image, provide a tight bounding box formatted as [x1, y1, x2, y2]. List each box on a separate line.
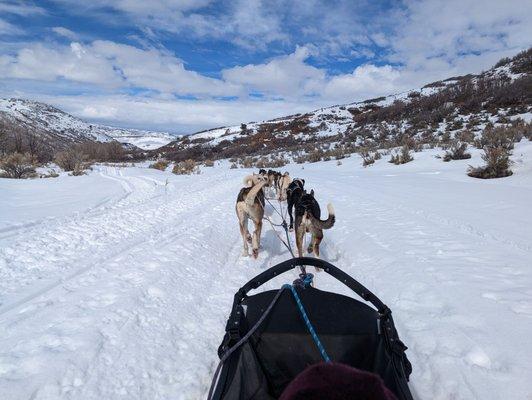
[161, 48, 531, 162]
[1, 140, 532, 399]
[0, 98, 175, 150]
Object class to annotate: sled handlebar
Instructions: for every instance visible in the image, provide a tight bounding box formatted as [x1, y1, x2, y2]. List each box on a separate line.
[236, 257, 388, 314]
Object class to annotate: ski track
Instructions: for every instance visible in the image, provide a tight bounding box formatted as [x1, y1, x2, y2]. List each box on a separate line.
[1, 145, 531, 400]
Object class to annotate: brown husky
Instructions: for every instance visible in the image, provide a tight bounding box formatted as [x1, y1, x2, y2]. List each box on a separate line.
[236, 175, 268, 258]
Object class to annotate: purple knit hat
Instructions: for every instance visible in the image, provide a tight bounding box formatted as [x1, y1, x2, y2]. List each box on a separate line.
[280, 362, 398, 400]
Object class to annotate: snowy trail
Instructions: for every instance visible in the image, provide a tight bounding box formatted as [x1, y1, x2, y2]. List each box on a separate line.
[0, 166, 249, 399]
[1, 143, 532, 399]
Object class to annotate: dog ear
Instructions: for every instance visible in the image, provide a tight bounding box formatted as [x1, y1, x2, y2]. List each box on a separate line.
[302, 179, 305, 185]
[310, 189, 314, 196]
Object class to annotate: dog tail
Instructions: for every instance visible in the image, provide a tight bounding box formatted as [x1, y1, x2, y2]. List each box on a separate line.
[243, 175, 254, 187]
[310, 203, 335, 230]
[245, 181, 266, 208]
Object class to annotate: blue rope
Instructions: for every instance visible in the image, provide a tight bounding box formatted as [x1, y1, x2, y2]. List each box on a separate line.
[283, 282, 331, 363]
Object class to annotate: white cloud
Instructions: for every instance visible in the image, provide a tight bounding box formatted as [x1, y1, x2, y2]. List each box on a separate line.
[0, 18, 22, 36]
[51, 26, 78, 40]
[89, 41, 241, 96]
[0, 1, 46, 36]
[26, 93, 321, 133]
[323, 64, 404, 103]
[222, 46, 325, 98]
[387, 0, 532, 72]
[1, 43, 119, 85]
[0, 2, 46, 16]
[50, 0, 290, 49]
[1, 0, 531, 133]
[0, 41, 240, 97]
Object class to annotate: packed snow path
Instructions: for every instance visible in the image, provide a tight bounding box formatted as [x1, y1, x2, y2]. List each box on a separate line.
[1, 143, 532, 399]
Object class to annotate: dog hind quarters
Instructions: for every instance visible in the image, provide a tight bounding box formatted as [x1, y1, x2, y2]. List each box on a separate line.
[309, 203, 335, 230]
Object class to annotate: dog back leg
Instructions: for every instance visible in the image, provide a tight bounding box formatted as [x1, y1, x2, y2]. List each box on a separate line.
[251, 218, 263, 259]
[294, 216, 305, 257]
[312, 230, 324, 270]
[236, 204, 250, 256]
[288, 199, 295, 230]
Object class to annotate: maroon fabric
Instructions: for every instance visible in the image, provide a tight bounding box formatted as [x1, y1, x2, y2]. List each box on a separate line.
[279, 362, 398, 400]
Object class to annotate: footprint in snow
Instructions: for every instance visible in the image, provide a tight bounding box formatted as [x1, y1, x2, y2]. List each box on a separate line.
[465, 347, 491, 369]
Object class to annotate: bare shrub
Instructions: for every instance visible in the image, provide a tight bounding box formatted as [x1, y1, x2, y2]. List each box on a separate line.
[329, 147, 348, 160]
[494, 57, 511, 68]
[0, 152, 36, 179]
[307, 150, 322, 163]
[479, 126, 517, 151]
[172, 159, 199, 175]
[103, 141, 126, 161]
[389, 145, 413, 165]
[255, 156, 269, 169]
[241, 157, 254, 168]
[271, 157, 287, 168]
[230, 163, 238, 169]
[294, 155, 306, 164]
[443, 141, 471, 162]
[78, 141, 126, 162]
[71, 165, 87, 176]
[468, 124, 516, 179]
[149, 160, 169, 171]
[468, 147, 512, 179]
[54, 148, 87, 172]
[457, 129, 476, 143]
[360, 148, 375, 167]
[256, 155, 287, 168]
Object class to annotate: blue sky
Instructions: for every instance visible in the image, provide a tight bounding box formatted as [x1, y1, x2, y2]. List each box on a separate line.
[0, 0, 530, 133]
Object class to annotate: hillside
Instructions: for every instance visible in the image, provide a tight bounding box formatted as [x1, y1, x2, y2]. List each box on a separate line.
[0, 98, 175, 151]
[159, 48, 531, 164]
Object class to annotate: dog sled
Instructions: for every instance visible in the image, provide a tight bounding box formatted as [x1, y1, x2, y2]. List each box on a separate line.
[208, 257, 413, 400]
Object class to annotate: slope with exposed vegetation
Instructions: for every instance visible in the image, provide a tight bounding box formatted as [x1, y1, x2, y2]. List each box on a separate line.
[157, 48, 531, 172]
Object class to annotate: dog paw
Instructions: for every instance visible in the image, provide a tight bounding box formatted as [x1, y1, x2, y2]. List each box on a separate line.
[252, 249, 259, 259]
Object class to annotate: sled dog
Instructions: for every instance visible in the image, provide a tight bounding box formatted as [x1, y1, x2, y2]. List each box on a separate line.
[276, 172, 292, 201]
[286, 178, 305, 230]
[236, 175, 269, 258]
[293, 189, 335, 266]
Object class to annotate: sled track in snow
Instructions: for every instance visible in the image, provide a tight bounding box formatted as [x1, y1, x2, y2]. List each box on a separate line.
[0, 167, 238, 315]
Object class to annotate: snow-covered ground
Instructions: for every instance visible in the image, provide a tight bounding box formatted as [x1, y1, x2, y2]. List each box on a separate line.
[1, 141, 532, 400]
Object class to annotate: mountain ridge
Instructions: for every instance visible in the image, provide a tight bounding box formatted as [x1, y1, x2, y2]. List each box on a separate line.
[0, 98, 176, 150]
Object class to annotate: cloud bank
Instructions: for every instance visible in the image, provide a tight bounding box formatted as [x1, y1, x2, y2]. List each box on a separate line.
[0, 0, 530, 132]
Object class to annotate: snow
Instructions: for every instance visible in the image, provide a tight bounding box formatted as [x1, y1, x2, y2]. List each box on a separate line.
[1, 141, 532, 399]
[107, 133, 176, 150]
